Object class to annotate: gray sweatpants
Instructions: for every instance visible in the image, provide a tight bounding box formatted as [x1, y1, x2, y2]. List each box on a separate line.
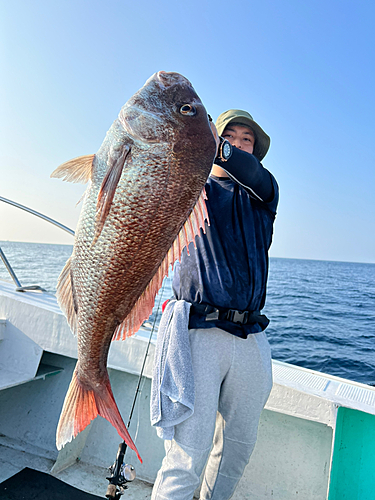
[151, 326, 273, 500]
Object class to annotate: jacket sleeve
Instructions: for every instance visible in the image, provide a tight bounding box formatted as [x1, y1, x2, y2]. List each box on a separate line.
[215, 146, 274, 202]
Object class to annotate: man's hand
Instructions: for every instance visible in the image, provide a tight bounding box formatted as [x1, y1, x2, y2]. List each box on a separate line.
[210, 121, 229, 177]
[209, 121, 220, 157]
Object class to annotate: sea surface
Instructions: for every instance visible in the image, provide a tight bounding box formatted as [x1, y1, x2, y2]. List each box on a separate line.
[1, 240, 374, 385]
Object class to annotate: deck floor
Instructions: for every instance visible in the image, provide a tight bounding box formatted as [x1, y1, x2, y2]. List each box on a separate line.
[0, 442, 153, 499]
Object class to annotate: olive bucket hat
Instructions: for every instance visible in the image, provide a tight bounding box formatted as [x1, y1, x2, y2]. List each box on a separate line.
[215, 109, 270, 161]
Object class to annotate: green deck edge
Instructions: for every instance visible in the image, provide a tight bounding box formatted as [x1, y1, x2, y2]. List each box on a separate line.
[328, 406, 375, 500]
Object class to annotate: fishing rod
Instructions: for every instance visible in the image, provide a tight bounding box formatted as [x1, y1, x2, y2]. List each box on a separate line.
[106, 282, 166, 499]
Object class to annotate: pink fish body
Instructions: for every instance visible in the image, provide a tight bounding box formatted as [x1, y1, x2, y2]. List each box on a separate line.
[51, 71, 216, 461]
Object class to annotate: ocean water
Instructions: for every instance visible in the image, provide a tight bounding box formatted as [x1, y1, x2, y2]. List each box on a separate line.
[1, 240, 374, 385]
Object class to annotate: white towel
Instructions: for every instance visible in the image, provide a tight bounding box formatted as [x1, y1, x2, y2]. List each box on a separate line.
[150, 299, 194, 439]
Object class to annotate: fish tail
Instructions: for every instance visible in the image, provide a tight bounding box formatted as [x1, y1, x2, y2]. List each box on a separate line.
[56, 368, 142, 463]
[95, 378, 143, 463]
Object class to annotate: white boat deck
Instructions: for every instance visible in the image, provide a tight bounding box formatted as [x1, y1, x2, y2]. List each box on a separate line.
[0, 436, 153, 499]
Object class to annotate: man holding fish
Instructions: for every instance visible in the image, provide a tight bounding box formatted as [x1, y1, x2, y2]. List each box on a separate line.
[52, 70, 277, 500]
[152, 109, 279, 499]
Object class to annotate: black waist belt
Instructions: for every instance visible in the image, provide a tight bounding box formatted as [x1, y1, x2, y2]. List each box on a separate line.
[190, 303, 269, 328]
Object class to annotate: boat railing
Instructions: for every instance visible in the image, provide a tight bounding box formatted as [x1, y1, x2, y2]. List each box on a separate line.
[0, 196, 74, 292]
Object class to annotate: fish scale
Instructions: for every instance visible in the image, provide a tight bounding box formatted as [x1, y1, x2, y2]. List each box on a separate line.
[51, 71, 216, 462]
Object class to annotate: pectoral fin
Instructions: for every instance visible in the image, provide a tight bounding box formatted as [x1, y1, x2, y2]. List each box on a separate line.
[93, 144, 131, 244]
[51, 154, 95, 183]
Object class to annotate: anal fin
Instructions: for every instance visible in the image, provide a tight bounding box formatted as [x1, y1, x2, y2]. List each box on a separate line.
[113, 187, 209, 341]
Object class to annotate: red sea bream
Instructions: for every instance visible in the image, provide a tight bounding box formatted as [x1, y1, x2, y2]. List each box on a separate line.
[51, 71, 216, 462]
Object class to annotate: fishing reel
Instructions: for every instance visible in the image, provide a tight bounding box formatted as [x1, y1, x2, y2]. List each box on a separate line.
[106, 442, 136, 499]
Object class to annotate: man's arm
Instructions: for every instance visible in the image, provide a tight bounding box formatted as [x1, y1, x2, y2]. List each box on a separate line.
[215, 147, 274, 203]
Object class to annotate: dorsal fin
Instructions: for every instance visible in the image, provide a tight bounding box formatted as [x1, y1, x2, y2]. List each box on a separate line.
[51, 154, 95, 183]
[56, 257, 78, 335]
[112, 188, 209, 341]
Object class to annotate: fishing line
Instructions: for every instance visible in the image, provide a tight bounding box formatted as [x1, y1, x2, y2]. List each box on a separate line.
[132, 371, 147, 444]
[126, 276, 167, 430]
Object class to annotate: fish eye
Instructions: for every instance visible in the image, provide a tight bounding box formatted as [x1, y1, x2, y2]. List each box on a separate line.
[180, 104, 196, 116]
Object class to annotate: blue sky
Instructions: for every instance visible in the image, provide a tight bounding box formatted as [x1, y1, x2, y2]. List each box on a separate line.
[1, 0, 374, 263]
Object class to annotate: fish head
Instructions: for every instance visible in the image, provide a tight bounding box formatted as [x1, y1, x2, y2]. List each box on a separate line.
[119, 71, 216, 155]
